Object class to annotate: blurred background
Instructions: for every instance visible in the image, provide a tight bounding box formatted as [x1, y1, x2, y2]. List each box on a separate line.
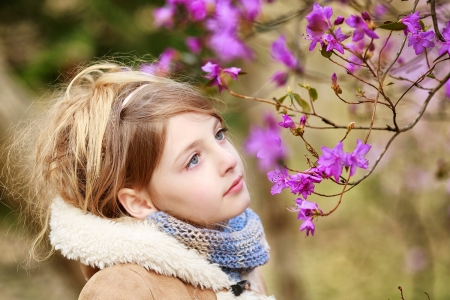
[1, 0, 450, 299]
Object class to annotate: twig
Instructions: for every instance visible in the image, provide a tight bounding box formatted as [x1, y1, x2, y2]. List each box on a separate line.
[348, 71, 450, 186]
[398, 286, 405, 300]
[365, 88, 381, 143]
[329, 57, 379, 91]
[430, 0, 445, 42]
[395, 58, 450, 107]
[321, 172, 351, 216]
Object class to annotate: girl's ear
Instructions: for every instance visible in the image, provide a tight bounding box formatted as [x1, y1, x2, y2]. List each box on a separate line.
[117, 188, 158, 219]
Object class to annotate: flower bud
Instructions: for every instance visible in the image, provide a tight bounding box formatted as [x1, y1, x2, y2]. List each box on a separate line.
[361, 11, 371, 22]
[334, 16, 345, 25]
[331, 73, 342, 94]
[347, 122, 355, 133]
[300, 115, 307, 127]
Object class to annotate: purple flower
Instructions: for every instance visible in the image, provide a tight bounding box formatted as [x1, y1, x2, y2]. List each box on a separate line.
[209, 32, 253, 61]
[140, 48, 176, 76]
[278, 114, 296, 129]
[288, 173, 322, 199]
[324, 28, 349, 54]
[244, 124, 286, 171]
[361, 11, 371, 22]
[299, 115, 306, 127]
[270, 71, 289, 87]
[345, 15, 379, 41]
[267, 167, 290, 195]
[317, 141, 346, 181]
[154, 6, 174, 28]
[305, 35, 325, 52]
[305, 3, 333, 38]
[346, 41, 364, 72]
[407, 31, 435, 55]
[264, 113, 279, 131]
[201, 62, 241, 92]
[186, 0, 208, 21]
[331, 72, 342, 94]
[186, 37, 202, 54]
[334, 16, 345, 26]
[401, 12, 421, 35]
[438, 22, 450, 56]
[345, 139, 371, 176]
[271, 35, 299, 70]
[240, 0, 262, 20]
[206, 0, 239, 33]
[374, 4, 387, 18]
[331, 73, 337, 85]
[300, 218, 315, 236]
[295, 198, 321, 220]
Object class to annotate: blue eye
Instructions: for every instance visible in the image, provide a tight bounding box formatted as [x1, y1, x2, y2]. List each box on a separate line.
[215, 128, 228, 141]
[187, 154, 200, 169]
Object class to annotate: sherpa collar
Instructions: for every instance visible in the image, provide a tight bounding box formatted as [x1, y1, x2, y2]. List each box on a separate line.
[49, 198, 276, 299]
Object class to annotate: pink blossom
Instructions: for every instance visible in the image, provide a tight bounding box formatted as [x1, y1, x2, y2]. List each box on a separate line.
[317, 141, 346, 181]
[154, 6, 175, 28]
[324, 28, 349, 54]
[345, 139, 371, 176]
[299, 115, 306, 127]
[186, 0, 208, 21]
[270, 71, 289, 87]
[401, 12, 421, 35]
[209, 32, 253, 61]
[345, 15, 379, 41]
[438, 21, 450, 56]
[300, 218, 315, 236]
[201, 62, 241, 93]
[407, 31, 435, 55]
[267, 167, 290, 194]
[240, 0, 262, 20]
[186, 37, 202, 54]
[271, 35, 299, 70]
[295, 198, 322, 220]
[305, 3, 333, 38]
[288, 173, 322, 199]
[140, 48, 176, 76]
[277, 114, 295, 129]
[244, 126, 286, 170]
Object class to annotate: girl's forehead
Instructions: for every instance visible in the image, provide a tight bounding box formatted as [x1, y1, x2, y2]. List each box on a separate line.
[164, 113, 219, 151]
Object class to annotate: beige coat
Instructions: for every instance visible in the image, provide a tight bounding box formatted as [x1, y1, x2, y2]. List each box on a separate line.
[49, 198, 275, 300]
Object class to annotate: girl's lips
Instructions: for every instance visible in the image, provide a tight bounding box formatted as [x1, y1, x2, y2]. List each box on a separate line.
[224, 176, 243, 196]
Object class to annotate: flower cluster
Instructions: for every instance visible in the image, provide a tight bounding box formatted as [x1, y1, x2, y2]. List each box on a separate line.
[401, 12, 436, 55]
[154, 0, 270, 61]
[292, 198, 323, 236]
[246, 114, 371, 236]
[201, 62, 241, 93]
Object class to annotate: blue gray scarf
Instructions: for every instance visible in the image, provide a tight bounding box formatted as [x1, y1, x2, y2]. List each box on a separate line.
[147, 208, 270, 281]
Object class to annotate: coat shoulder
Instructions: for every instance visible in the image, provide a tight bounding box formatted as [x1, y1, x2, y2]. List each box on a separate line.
[79, 264, 216, 300]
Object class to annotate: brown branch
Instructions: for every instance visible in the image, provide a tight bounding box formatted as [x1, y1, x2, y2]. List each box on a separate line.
[431, 0, 445, 42]
[321, 172, 351, 216]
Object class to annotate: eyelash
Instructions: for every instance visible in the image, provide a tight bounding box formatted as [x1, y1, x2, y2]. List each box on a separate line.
[185, 127, 228, 170]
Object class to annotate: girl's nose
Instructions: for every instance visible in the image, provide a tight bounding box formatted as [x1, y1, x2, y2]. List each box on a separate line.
[217, 145, 238, 175]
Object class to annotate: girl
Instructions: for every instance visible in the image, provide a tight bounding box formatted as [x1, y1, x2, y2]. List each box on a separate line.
[14, 63, 275, 299]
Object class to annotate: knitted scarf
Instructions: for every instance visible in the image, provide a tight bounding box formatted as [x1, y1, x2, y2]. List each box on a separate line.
[146, 208, 270, 281]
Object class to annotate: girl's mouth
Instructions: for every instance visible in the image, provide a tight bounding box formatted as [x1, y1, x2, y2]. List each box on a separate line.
[224, 176, 243, 196]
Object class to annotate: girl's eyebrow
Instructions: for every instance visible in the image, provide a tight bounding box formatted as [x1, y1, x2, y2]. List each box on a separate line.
[173, 118, 220, 166]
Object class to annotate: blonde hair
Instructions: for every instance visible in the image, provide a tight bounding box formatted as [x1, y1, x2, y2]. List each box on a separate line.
[7, 62, 221, 260]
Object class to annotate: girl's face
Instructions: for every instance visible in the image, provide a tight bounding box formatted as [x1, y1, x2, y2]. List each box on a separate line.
[148, 113, 250, 226]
